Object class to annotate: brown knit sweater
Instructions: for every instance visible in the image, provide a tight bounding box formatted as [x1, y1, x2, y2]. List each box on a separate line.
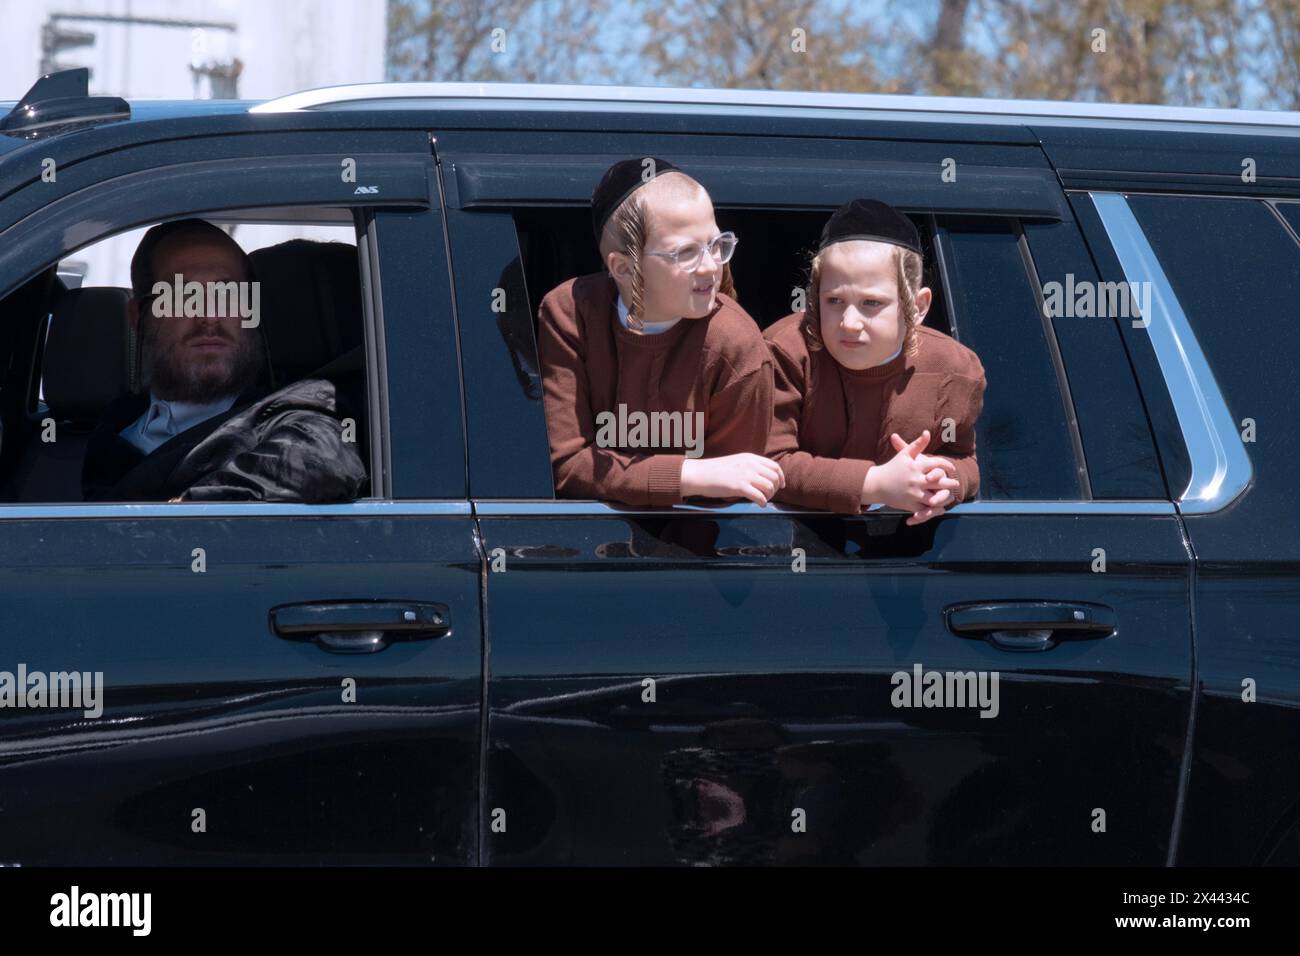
[764, 313, 986, 514]
[538, 273, 774, 506]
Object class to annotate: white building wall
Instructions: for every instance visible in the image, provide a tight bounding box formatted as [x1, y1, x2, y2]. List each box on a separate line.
[1, 0, 386, 287]
[2, 0, 386, 101]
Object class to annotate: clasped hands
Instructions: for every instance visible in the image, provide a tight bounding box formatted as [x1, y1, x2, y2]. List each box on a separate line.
[864, 429, 960, 526]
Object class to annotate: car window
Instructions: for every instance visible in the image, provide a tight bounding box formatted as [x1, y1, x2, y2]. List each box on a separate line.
[36, 221, 357, 403]
[1127, 194, 1300, 529]
[505, 205, 1077, 503]
[0, 211, 373, 505]
[936, 215, 1082, 500]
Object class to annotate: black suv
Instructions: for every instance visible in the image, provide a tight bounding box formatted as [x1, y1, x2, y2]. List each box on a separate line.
[0, 69, 1293, 866]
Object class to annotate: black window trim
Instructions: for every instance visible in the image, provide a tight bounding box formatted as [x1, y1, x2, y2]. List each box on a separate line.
[0, 501, 472, 519]
[472, 499, 1177, 516]
[357, 208, 392, 498]
[443, 153, 1073, 221]
[1012, 220, 1093, 499]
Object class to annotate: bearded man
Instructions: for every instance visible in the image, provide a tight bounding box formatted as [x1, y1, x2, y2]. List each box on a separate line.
[81, 218, 366, 503]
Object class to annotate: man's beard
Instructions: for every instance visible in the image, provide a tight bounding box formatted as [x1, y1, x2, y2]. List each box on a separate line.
[139, 318, 264, 403]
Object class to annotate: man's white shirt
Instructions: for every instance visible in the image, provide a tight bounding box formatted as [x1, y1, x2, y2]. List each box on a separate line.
[120, 393, 238, 454]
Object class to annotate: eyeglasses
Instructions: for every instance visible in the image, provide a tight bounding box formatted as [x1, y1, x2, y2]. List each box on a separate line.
[645, 232, 739, 271]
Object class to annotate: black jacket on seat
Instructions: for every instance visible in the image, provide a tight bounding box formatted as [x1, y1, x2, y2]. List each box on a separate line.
[81, 378, 367, 503]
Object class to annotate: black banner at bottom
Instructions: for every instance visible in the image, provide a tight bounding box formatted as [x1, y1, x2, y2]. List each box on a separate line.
[0, 865, 1277, 941]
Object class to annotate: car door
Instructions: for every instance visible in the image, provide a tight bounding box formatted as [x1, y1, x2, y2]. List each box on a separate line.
[1079, 185, 1293, 864]
[440, 124, 1194, 864]
[1033, 122, 1300, 863]
[0, 128, 482, 864]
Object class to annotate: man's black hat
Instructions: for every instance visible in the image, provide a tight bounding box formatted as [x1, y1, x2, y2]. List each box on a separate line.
[818, 198, 921, 255]
[592, 156, 681, 241]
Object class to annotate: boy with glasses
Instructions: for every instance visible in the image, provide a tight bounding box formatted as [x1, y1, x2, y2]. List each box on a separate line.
[537, 157, 784, 507]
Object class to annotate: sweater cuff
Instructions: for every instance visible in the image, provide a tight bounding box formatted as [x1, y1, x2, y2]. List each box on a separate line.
[646, 455, 684, 506]
[952, 456, 979, 504]
[826, 457, 872, 514]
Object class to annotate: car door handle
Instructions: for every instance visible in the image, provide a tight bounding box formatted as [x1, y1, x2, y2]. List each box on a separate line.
[269, 601, 451, 654]
[944, 601, 1115, 652]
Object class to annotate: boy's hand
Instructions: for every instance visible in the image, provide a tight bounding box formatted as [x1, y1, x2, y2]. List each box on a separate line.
[890, 431, 957, 482]
[863, 430, 961, 523]
[681, 454, 786, 506]
[889, 431, 961, 522]
[888, 431, 959, 524]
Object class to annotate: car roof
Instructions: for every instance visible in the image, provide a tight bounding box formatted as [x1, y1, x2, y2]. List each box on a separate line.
[3, 80, 1299, 202]
[5, 80, 1300, 141]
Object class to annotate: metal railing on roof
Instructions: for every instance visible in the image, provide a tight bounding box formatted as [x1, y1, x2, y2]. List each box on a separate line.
[248, 81, 1300, 132]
